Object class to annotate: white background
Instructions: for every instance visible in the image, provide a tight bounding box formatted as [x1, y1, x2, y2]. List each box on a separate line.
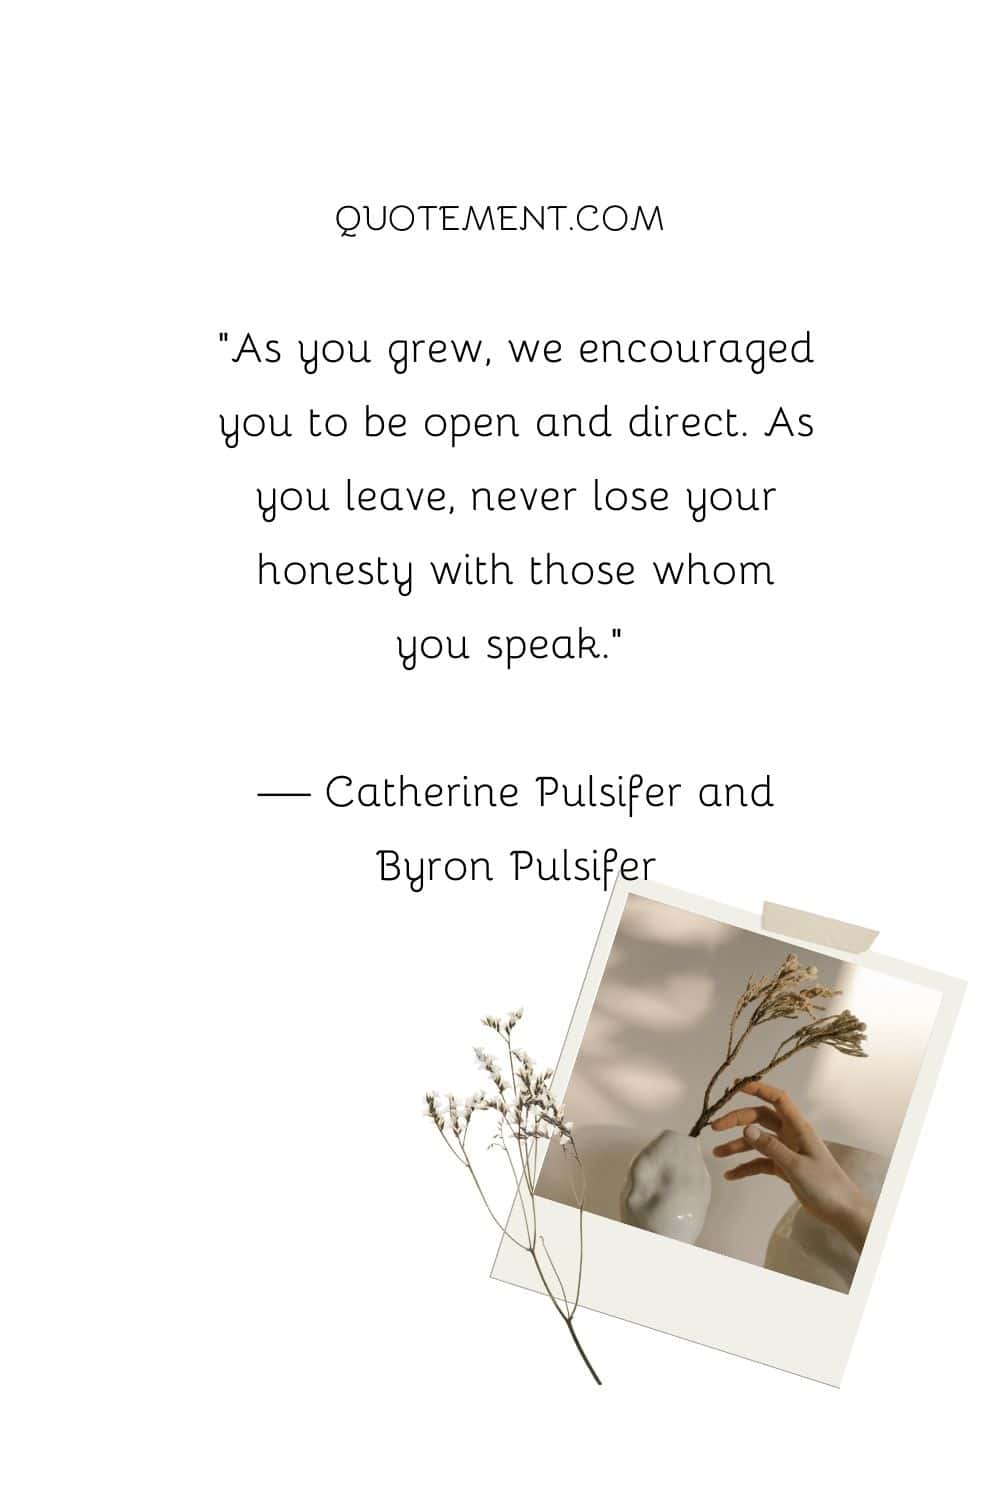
[3, 3, 997, 1495]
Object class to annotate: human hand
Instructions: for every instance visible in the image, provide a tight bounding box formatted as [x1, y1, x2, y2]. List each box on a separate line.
[710, 1081, 873, 1253]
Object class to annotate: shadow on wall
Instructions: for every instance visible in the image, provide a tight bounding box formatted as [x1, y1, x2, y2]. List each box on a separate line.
[535, 895, 853, 1270]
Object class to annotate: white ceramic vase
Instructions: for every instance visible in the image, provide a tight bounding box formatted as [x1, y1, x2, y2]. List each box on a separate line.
[621, 1128, 711, 1244]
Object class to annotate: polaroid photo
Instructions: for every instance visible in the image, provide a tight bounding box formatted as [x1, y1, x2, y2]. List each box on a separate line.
[491, 880, 963, 1385]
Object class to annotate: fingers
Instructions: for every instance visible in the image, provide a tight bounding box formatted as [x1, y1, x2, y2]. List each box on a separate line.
[741, 1081, 813, 1138]
[709, 1105, 782, 1136]
[713, 1136, 758, 1158]
[724, 1158, 779, 1182]
[712, 1108, 783, 1158]
[743, 1122, 800, 1174]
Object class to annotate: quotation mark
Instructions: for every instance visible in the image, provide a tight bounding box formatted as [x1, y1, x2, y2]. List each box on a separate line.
[218, 331, 228, 342]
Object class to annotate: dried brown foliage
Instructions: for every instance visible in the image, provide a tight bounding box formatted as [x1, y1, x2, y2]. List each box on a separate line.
[690, 953, 867, 1136]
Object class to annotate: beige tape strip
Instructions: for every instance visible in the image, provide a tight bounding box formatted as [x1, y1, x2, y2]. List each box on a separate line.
[761, 901, 878, 954]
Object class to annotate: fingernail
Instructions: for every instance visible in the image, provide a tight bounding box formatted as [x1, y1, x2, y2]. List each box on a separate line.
[745, 1124, 762, 1144]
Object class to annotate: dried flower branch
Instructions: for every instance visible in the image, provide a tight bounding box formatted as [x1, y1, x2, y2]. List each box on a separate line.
[689, 953, 867, 1136]
[425, 1009, 600, 1384]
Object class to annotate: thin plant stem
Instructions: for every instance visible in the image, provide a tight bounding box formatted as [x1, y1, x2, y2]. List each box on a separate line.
[500, 1138, 535, 1244]
[457, 1140, 530, 1251]
[564, 1312, 601, 1385]
[539, 1236, 572, 1313]
[570, 1148, 585, 1316]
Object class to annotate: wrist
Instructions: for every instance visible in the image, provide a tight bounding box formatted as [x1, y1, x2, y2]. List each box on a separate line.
[836, 1187, 873, 1254]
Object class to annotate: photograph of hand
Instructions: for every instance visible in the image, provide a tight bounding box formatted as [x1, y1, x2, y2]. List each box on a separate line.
[535, 894, 940, 1291]
[711, 1082, 873, 1255]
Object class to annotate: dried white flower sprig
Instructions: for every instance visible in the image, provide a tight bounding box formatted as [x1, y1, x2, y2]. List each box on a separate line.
[425, 1009, 600, 1384]
[689, 953, 868, 1137]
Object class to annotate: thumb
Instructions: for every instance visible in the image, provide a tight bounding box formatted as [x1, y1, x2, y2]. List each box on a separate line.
[744, 1122, 800, 1175]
